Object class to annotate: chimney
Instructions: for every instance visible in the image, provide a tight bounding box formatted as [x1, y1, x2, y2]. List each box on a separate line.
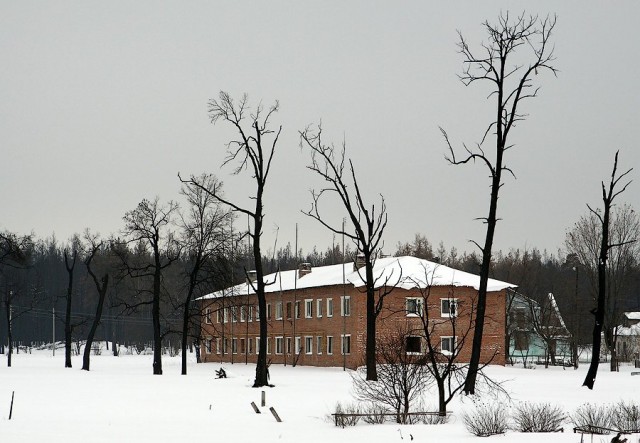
[354, 253, 366, 271]
[246, 270, 257, 285]
[298, 262, 312, 279]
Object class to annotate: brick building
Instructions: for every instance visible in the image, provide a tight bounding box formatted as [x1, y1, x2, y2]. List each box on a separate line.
[198, 256, 515, 368]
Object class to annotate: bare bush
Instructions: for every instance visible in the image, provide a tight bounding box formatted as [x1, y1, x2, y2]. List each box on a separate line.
[332, 402, 361, 427]
[462, 401, 509, 437]
[572, 403, 611, 429]
[610, 400, 640, 432]
[513, 402, 566, 432]
[361, 403, 389, 424]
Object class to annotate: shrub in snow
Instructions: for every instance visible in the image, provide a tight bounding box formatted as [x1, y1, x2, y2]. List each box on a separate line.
[462, 400, 509, 437]
[610, 400, 640, 432]
[361, 403, 389, 424]
[332, 402, 361, 427]
[512, 402, 566, 432]
[572, 403, 611, 430]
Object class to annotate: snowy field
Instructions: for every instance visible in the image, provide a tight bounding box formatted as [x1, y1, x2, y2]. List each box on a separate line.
[1, 347, 639, 443]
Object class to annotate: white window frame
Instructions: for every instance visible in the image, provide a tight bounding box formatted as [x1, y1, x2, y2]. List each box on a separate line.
[223, 307, 229, 323]
[217, 308, 222, 323]
[205, 336, 212, 354]
[275, 336, 284, 355]
[316, 299, 323, 318]
[305, 336, 313, 355]
[255, 337, 260, 354]
[405, 297, 424, 317]
[215, 338, 221, 355]
[341, 296, 351, 317]
[341, 334, 351, 355]
[327, 298, 334, 317]
[327, 336, 333, 355]
[275, 301, 283, 320]
[441, 299, 458, 318]
[248, 337, 254, 354]
[316, 336, 323, 354]
[305, 299, 313, 318]
[232, 337, 238, 354]
[295, 301, 301, 319]
[240, 305, 246, 322]
[266, 337, 271, 354]
[248, 305, 253, 322]
[266, 303, 272, 321]
[286, 337, 292, 354]
[441, 336, 456, 356]
[231, 306, 237, 323]
[295, 336, 302, 354]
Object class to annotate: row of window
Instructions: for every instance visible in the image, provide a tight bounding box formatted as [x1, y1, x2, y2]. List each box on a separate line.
[204, 334, 352, 356]
[405, 298, 458, 318]
[204, 296, 351, 325]
[204, 296, 458, 325]
[405, 335, 457, 355]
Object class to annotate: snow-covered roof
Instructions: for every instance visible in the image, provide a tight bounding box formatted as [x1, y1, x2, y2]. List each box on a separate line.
[198, 256, 516, 300]
[624, 312, 640, 321]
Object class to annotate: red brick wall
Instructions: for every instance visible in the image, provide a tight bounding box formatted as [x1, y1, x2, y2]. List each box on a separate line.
[200, 283, 506, 368]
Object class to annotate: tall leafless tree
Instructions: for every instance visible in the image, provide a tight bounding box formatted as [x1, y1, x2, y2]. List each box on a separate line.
[82, 233, 110, 371]
[575, 152, 633, 389]
[300, 125, 390, 381]
[566, 204, 640, 372]
[441, 12, 557, 394]
[182, 92, 281, 387]
[116, 197, 181, 375]
[62, 236, 87, 368]
[178, 173, 232, 375]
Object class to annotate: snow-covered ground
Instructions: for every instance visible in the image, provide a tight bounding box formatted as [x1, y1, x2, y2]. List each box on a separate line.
[1, 346, 638, 442]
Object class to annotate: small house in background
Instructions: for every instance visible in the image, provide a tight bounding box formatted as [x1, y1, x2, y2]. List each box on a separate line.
[507, 291, 572, 367]
[616, 312, 640, 363]
[198, 256, 516, 369]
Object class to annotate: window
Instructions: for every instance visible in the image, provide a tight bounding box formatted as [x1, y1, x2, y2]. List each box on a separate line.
[317, 299, 323, 318]
[295, 336, 302, 354]
[248, 305, 253, 322]
[217, 308, 223, 323]
[305, 299, 313, 318]
[216, 338, 221, 355]
[240, 306, 246, 322]
[341, 296, 351, 317]
[341, 334, 351, 355]
[405, 336, 422, 354]
[441, 336, 456, 355]
[223, 307, 229, 323]
[255, 305, 260, 321]
[275, 337, 284, 355]
[295, 301, 301, 319]
[205, 308, 212, 324]
[255, 337, 260, 354]
[248, 337, 254, 354]
[223, 338, 228, 354]
[327, 298, 334, 317]
[441, 299, 458, 318]
[286, 337, 292, 354]
[513, 307, 526, 329]
[305, 336, 313, 354]
[316, 336, 323, 354]
[327, 336, 333, 355]
[406, 298, 424, 316]
[266, 337, 271, 354]
[231, 306, 238, 323]
[205, 337, 212, 354]
[275, 301, 283, 320]
[266, 303, 272, 321]
[240, 338, 246, 354]
[286, 302, 292, 319]
[232, 338, 238, 354]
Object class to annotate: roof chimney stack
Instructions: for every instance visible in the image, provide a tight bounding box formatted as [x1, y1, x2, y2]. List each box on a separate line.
[246, 270, 257, 285]
[355, 253, 366, 271]
[298, 262, 312, 279]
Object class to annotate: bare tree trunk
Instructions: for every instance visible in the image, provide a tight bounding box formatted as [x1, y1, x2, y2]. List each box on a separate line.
[63, 250, 76, 368]
[5, 297, 12, 368]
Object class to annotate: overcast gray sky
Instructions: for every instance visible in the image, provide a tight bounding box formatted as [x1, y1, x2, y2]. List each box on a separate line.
[1, 1, 639, 258]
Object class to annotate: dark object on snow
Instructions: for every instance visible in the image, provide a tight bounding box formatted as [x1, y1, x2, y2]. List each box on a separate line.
[611, 432, 628, 443]
[215, 368, 227, 378]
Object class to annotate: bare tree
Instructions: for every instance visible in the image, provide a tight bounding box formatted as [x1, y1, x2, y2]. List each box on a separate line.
[571, 152, 633, 389]
[352, 326, 430, 424]
[300, 125, 390, 381]
[182, 92, 281, 387]
[442, 12, 557, 394]
[567, 204, 640, 372]
[178, 173, 232, 375]
[62, 236, 87, 368]
[82, 233, 110, 371]
[116, 197, 181, 375]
